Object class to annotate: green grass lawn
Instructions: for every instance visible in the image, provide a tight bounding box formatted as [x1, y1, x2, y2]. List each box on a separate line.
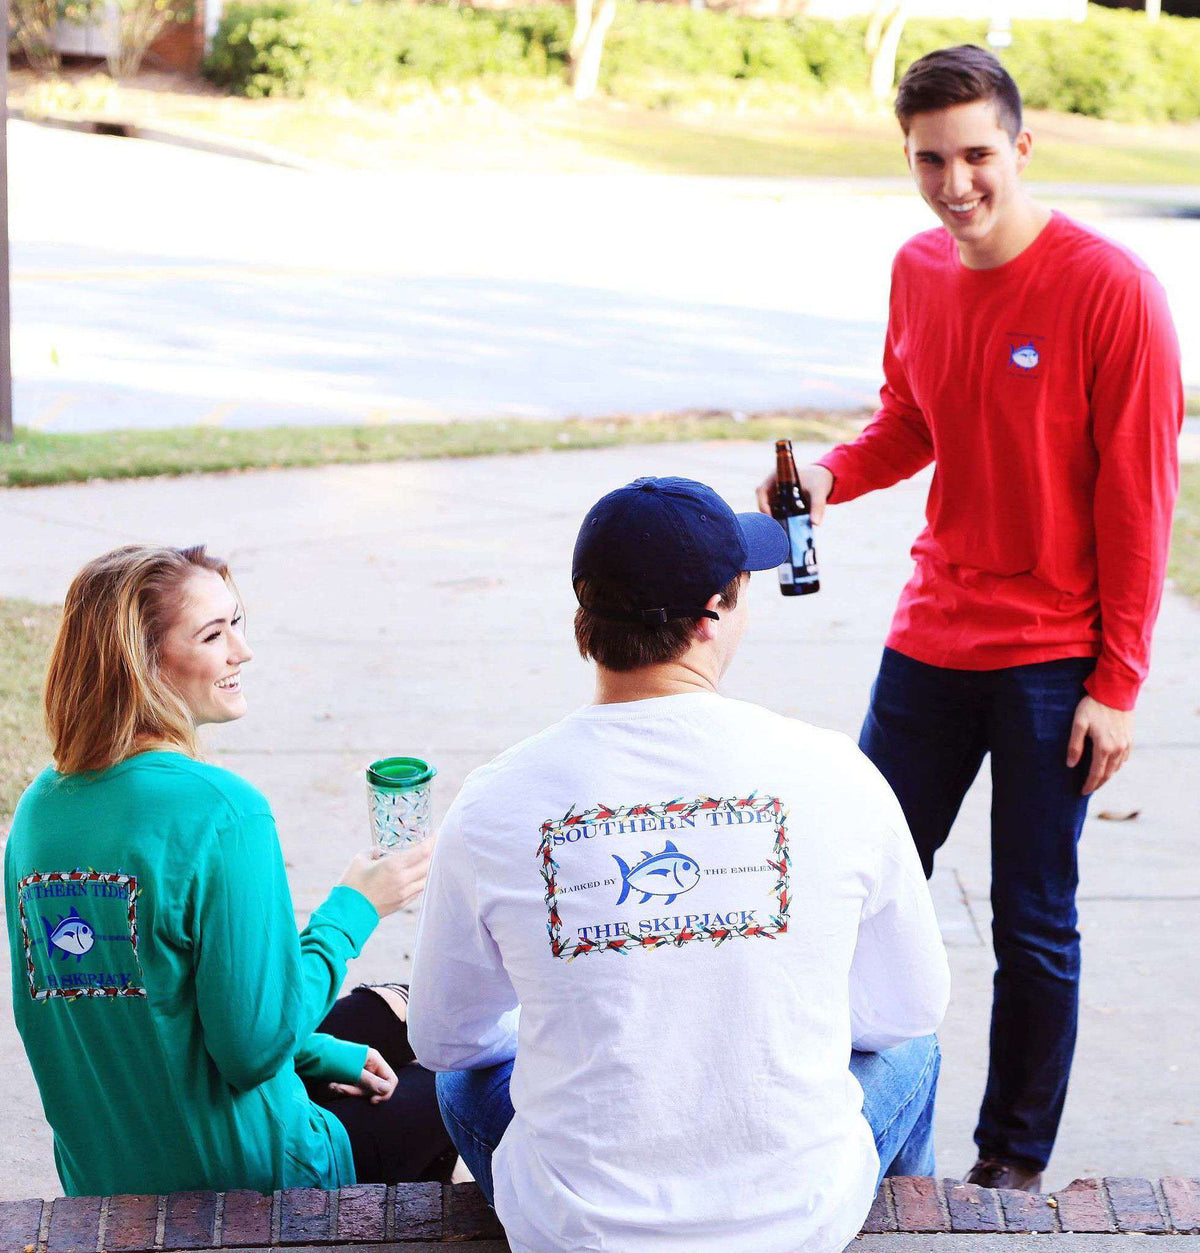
[1169, 462, 1200, 602]
[0, 600, 58, 826]
[11, 70, 1200, 184]
[548, 105, 1200, 184]
[0, 410, 861, 489]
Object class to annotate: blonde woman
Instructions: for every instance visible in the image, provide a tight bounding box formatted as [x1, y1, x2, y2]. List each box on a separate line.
[4, 545, 453, 1196]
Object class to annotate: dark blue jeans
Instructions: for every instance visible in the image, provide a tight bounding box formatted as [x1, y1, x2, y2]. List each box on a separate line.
[859, 647, 1094, 1171]
[438, 1036, 941, 1209]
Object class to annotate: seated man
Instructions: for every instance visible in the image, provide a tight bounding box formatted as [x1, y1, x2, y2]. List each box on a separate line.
[409, 476, 950, 1253]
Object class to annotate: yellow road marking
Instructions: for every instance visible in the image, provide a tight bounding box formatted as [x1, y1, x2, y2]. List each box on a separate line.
[28, 393, 79, 430]
[197, 401, 238, 428]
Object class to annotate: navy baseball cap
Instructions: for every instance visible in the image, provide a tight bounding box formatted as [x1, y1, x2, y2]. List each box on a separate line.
[572, 476, 788, 625]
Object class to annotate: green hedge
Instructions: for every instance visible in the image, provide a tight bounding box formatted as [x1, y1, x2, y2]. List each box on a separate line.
[894, 7, 1200, 122]
[205, 0, 1200, 122]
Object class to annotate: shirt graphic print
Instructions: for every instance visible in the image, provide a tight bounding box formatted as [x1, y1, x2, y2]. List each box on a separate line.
[17, 870, 146, 1000]
[539, 794, 789, 960]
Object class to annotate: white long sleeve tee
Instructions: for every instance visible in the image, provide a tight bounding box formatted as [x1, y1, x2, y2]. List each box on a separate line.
[409, 692, 949, 1253]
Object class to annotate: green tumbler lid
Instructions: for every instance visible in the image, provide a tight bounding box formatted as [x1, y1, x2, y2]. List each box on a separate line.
[366, 756, 437, 793]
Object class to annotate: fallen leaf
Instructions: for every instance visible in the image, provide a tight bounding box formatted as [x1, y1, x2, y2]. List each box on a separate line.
[1097, 809, 1140, 821]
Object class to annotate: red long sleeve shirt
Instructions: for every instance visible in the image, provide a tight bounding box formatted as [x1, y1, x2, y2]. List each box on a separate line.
[819, 212, 1183, 711]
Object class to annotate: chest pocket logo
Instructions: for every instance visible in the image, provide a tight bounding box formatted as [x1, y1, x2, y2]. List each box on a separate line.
[1005, 331, 1046, 379]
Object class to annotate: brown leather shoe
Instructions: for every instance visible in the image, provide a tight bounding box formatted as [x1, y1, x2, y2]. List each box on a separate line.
[965, 1158, 1044, 1192]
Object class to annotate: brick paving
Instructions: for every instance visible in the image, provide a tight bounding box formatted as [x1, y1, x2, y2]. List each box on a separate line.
[3, 1178, 1199, 1252]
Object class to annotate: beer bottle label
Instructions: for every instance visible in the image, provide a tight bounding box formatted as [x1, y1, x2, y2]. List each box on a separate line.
[784, 514, 819, 587]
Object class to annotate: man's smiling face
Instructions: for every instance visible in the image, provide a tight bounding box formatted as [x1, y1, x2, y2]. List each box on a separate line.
[904, 98, 1033, 266]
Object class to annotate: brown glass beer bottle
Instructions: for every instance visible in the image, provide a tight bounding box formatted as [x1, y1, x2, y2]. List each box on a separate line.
[772, 439, 820, 596]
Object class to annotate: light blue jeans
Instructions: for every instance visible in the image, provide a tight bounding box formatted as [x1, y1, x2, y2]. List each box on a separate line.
[438, 1034, 941, 1207]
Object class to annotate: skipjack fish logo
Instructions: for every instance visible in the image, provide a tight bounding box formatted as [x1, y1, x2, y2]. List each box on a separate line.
[612, 841, 701, 906]
[1009, 341, 1040, 371]
[43, 907, 95, 962]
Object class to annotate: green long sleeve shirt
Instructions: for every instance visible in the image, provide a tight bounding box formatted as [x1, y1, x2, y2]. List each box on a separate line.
[4, 751, 377, 1196]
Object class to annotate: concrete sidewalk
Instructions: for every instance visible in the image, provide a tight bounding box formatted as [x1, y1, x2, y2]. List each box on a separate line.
[1, 441, 1196, 1199]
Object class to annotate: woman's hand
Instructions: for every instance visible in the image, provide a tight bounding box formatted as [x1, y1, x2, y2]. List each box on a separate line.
[327, 1048, 398, 1104]
[339, 838, 434, 918]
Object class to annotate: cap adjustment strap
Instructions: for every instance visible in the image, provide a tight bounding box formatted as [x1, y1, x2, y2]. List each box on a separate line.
[587, 604, 720, 626]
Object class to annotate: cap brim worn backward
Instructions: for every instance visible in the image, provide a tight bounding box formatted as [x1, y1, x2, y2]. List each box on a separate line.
[736, 511, 789, 571]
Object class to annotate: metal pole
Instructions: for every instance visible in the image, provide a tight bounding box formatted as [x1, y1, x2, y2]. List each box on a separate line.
[0, 2, 12, 444]
[1146, 0, 1161, 21]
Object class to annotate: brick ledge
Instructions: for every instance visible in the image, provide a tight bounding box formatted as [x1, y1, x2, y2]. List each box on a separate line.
[0, 1177, 1196, 1252]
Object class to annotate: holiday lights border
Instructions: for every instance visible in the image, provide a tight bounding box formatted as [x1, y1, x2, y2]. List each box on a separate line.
[17, 869, 147, 1001]
[538, 794, 790, 961]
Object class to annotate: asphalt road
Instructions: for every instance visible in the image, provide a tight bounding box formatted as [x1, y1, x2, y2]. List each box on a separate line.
[8, 120, 1199, 432]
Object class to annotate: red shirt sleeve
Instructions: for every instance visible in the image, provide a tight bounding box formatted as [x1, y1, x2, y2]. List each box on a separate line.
[1083, 267, 1183, 711]
[818, 260, 934, 502]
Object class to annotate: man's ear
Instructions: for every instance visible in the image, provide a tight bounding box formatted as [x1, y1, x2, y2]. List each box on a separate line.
[694, 591, 725, 643]
[1014, 128, 1033, 174]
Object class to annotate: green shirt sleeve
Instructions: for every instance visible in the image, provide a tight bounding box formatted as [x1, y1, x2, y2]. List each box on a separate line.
[294, 1033, 369, 1085]
[192, 813, 378, 1092]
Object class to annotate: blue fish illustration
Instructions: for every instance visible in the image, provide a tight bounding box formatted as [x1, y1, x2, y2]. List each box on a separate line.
[1010, 342, 1039, 371]
[43, 907, 94, 962]
[613, 841, 702, 906]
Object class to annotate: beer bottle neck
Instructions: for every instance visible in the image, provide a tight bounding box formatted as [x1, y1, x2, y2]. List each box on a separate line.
[775, 446, 800, 487]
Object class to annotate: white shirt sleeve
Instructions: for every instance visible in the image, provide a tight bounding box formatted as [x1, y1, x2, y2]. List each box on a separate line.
[407, 797, 520, 1072]
[848, 772, 950, 1053]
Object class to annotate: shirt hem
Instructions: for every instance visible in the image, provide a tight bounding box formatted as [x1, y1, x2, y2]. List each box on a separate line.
[884, 632, 1101, 674]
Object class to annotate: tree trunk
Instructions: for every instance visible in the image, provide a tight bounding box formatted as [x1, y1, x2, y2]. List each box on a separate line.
[569, 0, 616, 102]
[870, 2, 908, 100]
[1146, 0, 1161, 19]
[864, 1, 892, 57]
[108, 0, 175, 80]
[12, 0, 62, 75]
[569, 0, 592, 63]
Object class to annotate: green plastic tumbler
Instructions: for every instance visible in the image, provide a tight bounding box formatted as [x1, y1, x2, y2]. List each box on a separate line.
[366, 757, 437, 852]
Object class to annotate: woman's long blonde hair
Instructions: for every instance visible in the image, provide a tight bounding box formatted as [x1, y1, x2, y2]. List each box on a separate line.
[45, 545, 234, 775]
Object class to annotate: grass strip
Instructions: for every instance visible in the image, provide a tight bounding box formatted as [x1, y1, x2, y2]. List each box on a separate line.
[0, 600, 58, 826]
[1169, 463, 1200, 603]
[548, 108, 1200, 186]
[0, 410, 864, 489]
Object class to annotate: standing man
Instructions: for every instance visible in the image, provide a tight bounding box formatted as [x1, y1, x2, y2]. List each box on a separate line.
[758, 45, 1183, 1190]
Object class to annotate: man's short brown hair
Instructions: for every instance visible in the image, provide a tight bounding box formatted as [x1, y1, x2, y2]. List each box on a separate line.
[574, 575, 743, 672]
[895, 45, 1023, 142]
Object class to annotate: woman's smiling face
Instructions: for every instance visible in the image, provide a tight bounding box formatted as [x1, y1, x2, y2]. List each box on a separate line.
[158, 568, 253, 727]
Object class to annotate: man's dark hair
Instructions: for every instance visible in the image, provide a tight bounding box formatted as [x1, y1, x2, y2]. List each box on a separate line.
[574, 575, 743, 672]
[895, 45, 1023, 142]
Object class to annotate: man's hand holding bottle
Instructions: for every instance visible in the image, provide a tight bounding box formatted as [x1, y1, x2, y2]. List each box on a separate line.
[755, 463, 834, 524]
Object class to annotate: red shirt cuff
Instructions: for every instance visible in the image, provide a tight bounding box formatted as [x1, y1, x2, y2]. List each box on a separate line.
[816, 450, 852, 502]
[1084, 664, 1139, 713]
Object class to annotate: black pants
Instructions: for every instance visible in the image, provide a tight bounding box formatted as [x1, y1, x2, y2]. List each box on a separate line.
[306, 987, 456, 1184]
[859, 648, 1093, 1170]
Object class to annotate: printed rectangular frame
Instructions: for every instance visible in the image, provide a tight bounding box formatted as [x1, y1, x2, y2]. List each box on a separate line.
[17, 869, 147, 1001]
[538, 794, 790, 961]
